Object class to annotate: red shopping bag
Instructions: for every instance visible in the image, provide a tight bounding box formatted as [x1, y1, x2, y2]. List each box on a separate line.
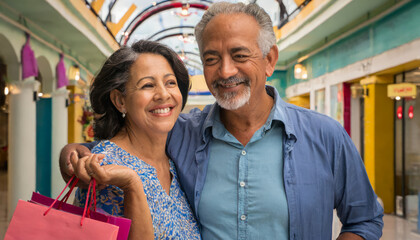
[5, 176, 120, 240]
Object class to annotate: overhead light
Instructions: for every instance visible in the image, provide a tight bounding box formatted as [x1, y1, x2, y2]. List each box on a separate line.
[38, 92, 43, 97]
[294, 63, 307, 79]
[4, 86, 9, 95]
[181, 3, 190, 16]
[395, 96, 401, 101]
[75, 71, 80, 81]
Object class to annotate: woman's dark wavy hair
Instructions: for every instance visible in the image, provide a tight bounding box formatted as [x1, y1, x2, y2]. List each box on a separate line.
[90, 40, 190, 140]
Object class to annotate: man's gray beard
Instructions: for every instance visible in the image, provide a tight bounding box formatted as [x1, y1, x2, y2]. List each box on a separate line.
[214, 85, 251, 110]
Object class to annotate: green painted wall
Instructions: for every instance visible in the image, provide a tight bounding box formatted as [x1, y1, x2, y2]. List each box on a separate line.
[36, 97, 52, 197]
[283, 1, 420, 91]
[268, 70, 287, 98]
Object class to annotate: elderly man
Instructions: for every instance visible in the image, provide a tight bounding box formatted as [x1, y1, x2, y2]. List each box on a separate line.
[60, 2, 383, 239]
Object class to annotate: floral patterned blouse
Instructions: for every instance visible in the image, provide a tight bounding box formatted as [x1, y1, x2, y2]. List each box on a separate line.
[74, 140, 201, 239]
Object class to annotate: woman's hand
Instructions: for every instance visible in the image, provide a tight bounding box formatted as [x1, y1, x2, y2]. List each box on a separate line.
[84, 154, 154, 240]
[83, 154, 141, 192]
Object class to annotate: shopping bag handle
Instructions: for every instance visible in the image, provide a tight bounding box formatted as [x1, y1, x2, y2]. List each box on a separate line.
[43, 176, 97, 226]
[81, 178, 96, 226]
[43, 175, 77, 216]
[56, 176, 80, 209]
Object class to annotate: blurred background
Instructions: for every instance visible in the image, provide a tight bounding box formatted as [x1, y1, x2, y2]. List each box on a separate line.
[0, 0, 419, 238]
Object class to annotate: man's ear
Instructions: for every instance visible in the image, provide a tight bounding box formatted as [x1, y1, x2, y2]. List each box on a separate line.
[264, 45, 279, 77]
[110, 89, 125, 113]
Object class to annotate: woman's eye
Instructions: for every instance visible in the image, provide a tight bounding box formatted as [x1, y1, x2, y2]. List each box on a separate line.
[167, 80, 178, 86]
[140, 83, 154, 89]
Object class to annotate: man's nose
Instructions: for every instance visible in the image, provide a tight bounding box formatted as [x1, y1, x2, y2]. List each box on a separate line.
[219, 58, 238, 79]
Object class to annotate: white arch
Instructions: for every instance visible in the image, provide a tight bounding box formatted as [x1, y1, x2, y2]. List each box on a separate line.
[36, 56, 54, 94]
[0, 33, 20, 81]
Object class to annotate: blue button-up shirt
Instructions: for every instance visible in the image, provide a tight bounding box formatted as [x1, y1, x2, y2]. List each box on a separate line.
[197, 105, 289, 239]
[167, 86, 383, 240]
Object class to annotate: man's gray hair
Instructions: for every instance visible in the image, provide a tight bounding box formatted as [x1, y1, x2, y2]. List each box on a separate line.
[195, 2, 276, 57]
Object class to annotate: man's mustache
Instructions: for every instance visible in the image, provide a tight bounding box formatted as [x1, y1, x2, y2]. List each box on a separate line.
[212, 76, 250, 88]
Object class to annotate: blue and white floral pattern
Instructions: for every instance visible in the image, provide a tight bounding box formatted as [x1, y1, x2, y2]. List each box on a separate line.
[75, 140, 201, 239]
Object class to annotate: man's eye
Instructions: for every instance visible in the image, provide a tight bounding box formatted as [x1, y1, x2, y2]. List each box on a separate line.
[204, 57, 218, 65]
[234, 55, 248, 61]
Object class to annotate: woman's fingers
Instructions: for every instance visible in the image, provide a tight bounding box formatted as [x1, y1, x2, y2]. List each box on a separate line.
[82, 154, 141, 191]
[72, 153, 91, 184]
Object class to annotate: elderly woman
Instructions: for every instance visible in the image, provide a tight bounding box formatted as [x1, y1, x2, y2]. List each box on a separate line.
[73, 40, 200, 239]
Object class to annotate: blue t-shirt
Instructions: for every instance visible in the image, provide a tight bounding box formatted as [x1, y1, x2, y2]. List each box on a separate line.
[75, 140, 201, 240]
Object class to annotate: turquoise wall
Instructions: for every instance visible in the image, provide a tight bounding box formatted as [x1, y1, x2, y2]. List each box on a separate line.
[268, 70, 287, 98]
[36, 98, 52, 197]
[283, 1, 420, 91]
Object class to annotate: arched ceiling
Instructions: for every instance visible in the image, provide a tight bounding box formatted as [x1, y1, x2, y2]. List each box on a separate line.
[85, 0, 301, 75]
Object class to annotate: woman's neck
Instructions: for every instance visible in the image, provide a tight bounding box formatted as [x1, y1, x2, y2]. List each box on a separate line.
[110, 127, 169, 167]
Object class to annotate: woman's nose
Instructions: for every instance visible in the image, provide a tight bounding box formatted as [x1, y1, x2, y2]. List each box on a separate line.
[154, 84, 171, 101]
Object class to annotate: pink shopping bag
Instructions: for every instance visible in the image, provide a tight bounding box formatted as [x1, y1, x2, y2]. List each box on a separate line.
[5, 176, 128, 240]
[4, 200, 119, 240]
[30, 191, 131, 240]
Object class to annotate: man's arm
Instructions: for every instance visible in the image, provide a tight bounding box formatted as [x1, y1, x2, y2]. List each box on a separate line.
[59, 142, 97, 185]
[337, 232, 364, 240]
[334, 123, 384, 240]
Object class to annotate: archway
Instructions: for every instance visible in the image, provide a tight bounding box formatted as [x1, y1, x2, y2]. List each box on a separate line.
[0, 33, 19, 170]
[36, 56, 54, 94]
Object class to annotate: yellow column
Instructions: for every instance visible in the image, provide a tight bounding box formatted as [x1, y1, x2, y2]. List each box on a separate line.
[362, 75, 394, 213]
[67, 85, 85, 143]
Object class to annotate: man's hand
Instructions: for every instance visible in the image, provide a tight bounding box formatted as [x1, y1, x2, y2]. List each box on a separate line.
[59, 143, 92, 187]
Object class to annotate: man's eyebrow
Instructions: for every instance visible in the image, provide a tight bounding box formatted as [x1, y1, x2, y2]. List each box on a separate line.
[231, 47, 251, 54]
[202, 50, 219, 57]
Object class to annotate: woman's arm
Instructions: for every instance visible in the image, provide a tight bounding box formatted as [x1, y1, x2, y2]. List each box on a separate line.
[85, 154, 154, 240]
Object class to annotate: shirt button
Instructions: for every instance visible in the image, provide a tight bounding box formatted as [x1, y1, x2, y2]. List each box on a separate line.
[241, 150, 246, 155]
[240, 181, 246, 187]
[240, 215, 246, 221]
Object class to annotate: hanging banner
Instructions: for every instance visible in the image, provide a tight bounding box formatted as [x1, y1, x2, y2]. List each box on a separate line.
[21, 33, 39, 79]
[56, 54, 68, 89]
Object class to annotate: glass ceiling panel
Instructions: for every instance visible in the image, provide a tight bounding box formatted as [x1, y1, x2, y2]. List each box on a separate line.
[86, 0, 309, 74]
[125, 8, 205, 44]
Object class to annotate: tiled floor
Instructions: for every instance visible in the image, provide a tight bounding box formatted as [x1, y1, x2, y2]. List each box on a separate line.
[0, 170, 419, 239]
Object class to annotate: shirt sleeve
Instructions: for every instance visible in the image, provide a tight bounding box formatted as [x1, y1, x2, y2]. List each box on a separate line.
[333, 123, 384, 239]
[81, 141, 100, 150]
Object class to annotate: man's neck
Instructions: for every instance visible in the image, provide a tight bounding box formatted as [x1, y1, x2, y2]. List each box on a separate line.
[220, 92, 274, 146]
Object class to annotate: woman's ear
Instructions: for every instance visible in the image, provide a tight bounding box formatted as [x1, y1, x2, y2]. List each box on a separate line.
[110, 89, 125, 113]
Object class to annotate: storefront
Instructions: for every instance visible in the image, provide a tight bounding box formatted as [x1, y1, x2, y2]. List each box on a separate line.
[392, 68, 420, 223]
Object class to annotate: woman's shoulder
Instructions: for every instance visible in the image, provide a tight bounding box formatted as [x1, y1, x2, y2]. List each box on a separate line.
[92, 140, 133, 166]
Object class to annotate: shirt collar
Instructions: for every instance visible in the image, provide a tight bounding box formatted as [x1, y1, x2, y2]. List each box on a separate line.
[201, 85, 296, 142]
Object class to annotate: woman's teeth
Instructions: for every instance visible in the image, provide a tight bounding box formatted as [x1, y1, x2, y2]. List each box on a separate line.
[151, 108, 170, 114]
